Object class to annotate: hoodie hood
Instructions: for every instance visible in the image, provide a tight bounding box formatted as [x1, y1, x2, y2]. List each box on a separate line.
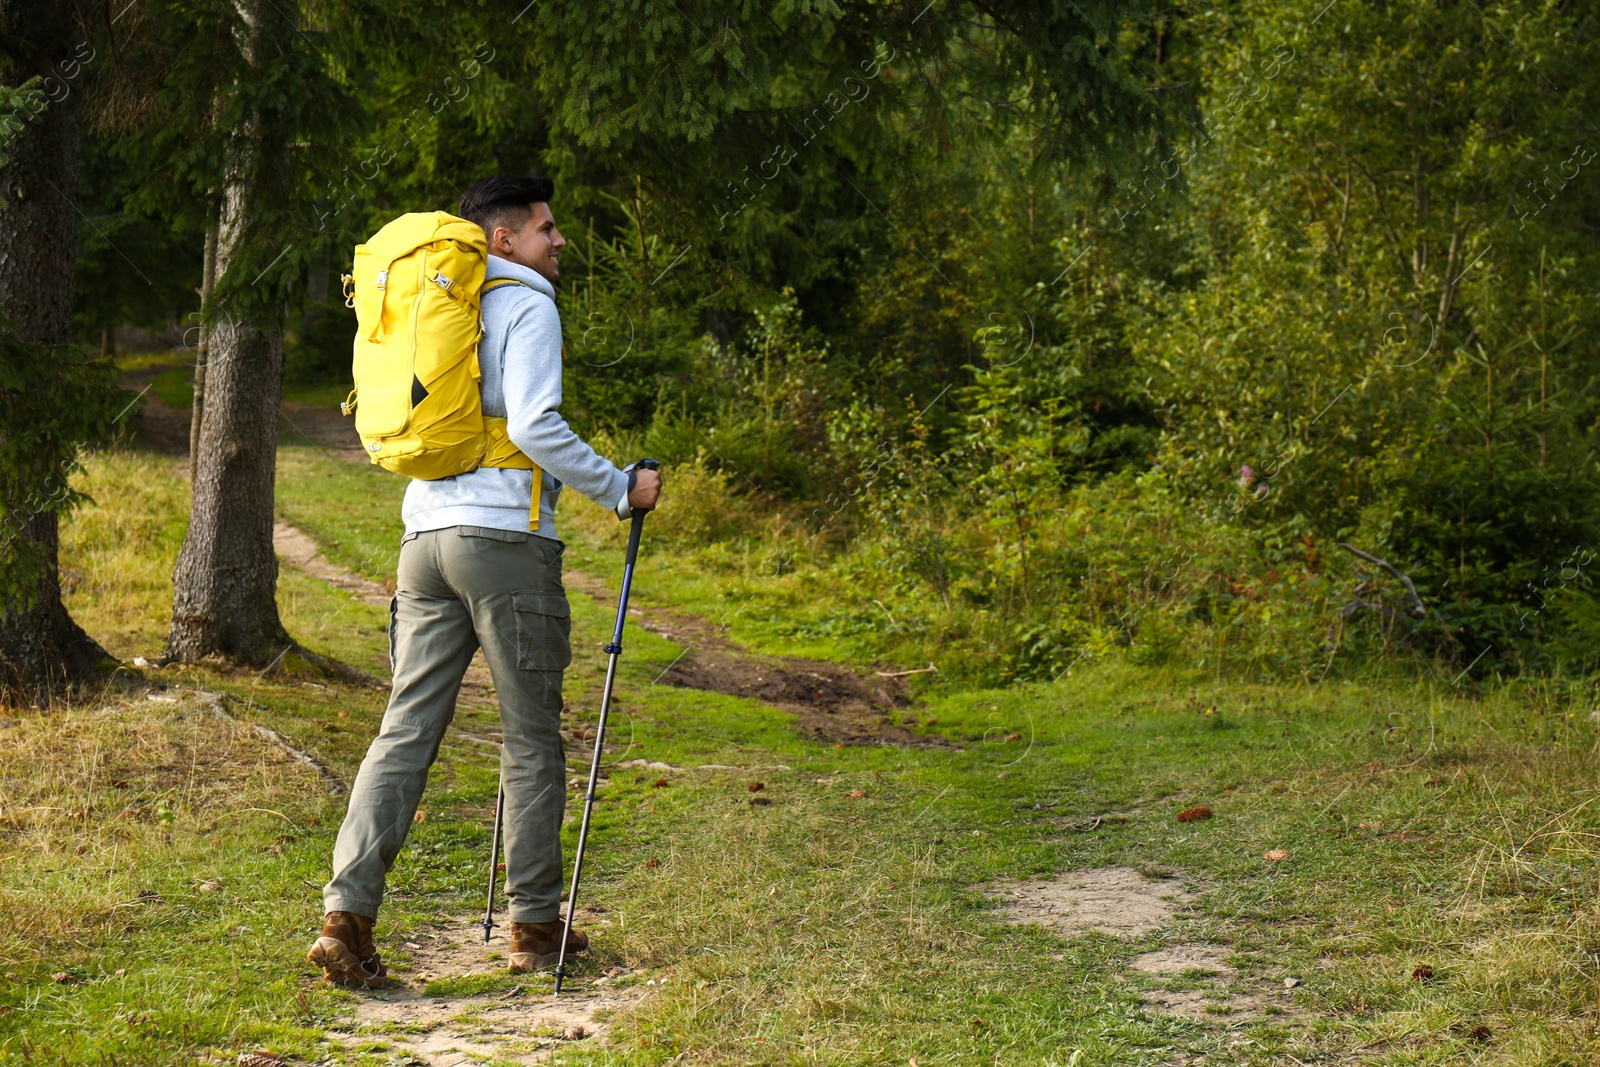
[485, 254, 556, 301]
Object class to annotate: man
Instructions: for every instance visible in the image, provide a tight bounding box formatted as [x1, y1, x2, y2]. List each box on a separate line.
[307, 176, 663, 988]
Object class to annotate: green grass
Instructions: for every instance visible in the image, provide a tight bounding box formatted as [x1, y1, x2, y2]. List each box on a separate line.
[148, 365, 193, 409]
[3, 444, 1599, 1064]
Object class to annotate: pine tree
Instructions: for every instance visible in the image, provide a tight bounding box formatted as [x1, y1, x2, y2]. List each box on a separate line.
[0, 0, 122, 695]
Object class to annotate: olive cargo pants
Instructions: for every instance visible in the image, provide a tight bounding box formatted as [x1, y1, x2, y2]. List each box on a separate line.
[323, 526, 572, 924]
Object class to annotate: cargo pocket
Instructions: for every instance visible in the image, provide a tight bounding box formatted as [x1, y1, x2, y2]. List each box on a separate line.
[512, 591, 572, 671]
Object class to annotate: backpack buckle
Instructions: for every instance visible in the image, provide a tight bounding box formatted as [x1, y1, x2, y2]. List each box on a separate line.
[376, 269, 388, 289]
[433, 271, 454, 292]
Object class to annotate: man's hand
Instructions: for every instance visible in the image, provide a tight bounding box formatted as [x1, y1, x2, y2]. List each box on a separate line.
[628, 467, 662, 511]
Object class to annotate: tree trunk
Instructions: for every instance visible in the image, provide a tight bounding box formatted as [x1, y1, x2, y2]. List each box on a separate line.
[0, 0, 116, 694]
[163, 0, 294, 667]
[164, 313, 293, 665]
[190, 213, 218, 465]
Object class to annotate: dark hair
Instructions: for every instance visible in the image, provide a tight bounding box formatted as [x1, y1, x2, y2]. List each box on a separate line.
[458, 176, 555, 239]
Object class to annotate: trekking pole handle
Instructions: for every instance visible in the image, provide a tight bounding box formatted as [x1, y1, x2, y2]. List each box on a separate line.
[621, 458, 660, 567]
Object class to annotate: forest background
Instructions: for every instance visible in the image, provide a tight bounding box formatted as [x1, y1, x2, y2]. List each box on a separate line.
[4, 0, 1600, 692]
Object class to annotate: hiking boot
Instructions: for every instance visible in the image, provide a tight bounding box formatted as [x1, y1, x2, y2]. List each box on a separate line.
[508, 919, 589, 973]
[307, 911, 388, 989]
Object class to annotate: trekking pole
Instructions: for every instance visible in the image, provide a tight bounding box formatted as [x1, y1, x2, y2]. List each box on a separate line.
[481, 779, 504, 944]
[554, 458, 659, 995]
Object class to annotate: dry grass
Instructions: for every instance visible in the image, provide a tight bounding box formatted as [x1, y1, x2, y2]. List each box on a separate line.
[0, 690, 329, 972]
[58, 448, 191, 660]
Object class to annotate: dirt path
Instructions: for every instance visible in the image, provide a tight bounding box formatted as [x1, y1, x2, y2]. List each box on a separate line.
[563, 569, 930, 747]
[275, 520, 924, 748]
[274, 523, 391, 606]
[324, 917, 651, 1065]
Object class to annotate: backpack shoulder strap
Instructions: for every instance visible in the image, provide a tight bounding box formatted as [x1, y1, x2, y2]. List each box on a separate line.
[482, 278, 532, 294]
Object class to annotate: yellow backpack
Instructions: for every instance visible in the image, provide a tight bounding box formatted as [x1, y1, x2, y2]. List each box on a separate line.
[341, 211, 542, 526]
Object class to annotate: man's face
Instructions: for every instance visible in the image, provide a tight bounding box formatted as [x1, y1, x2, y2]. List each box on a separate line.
[490, 201, 566, 282]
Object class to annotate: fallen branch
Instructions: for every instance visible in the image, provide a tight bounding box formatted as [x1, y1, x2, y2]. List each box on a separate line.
[1338, 544, 1426, 618]
[200, 690, 348, 795]
[875, 663, 939, 678]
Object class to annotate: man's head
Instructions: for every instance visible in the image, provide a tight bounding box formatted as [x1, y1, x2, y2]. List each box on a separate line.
[459, 176, 566, 283]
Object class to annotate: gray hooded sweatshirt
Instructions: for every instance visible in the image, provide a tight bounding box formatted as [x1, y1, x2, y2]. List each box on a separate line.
[401, 255, 630, 538]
